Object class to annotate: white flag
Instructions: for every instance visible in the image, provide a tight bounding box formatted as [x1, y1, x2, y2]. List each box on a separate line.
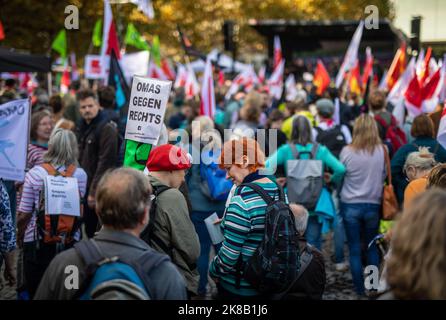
[200, 56, 216, 118]
[130, 0, 155, 19]
[285, 74, 297, 101]
[335, 21, 364, 88]
[268, 60, 285, 99]
[437, 105, 446, 149]
[174, 64, 187, 89]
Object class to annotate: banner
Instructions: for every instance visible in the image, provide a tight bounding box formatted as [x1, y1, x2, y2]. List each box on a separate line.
[0, 99, 31, 181]
[125, 76, 171, 145]
[84, 52, 149, 81]
[84, 55, 105, 79]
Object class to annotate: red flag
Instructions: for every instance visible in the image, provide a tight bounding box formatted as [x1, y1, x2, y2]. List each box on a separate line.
[161, 58, 176, 80]
[420, 47, 432, 85]
[60, 62, 71, 94]
[387, 43, 406, 91]
[106, 21, 121, 59]
[422, 67, 441, 101]
[405, 73, 423, 111]
[200, 56, 216, 118]
[218, 70, 225, 87]
[313, 59, 330, 95]
[0, 20, 5, 41]
[273, 36, 282, 70]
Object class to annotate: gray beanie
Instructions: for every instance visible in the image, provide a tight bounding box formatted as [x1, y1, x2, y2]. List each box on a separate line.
[316, 98, 334, 117]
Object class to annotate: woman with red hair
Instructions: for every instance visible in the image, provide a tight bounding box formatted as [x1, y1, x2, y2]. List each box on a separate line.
[209, 137, 282, 299]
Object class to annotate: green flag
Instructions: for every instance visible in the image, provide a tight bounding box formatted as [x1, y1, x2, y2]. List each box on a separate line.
[92, 19, 102, 47]
[151, 35, 161, 66]
[124, 23, 149, 51]
[51, 29, 67, 58]
[123, 140, 152, 171]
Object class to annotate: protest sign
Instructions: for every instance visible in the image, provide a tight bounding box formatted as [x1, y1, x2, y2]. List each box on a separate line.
[0, 99, 31, 181]
[84, 55, 107, 79]
[44, 175, 81, 217]
[125, 76, 171, 145]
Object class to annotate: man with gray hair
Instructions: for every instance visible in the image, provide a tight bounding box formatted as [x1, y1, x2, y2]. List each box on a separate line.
[34, 168, 187, 300]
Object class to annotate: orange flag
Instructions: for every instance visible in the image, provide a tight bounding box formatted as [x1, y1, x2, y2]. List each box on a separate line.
[313, 59, 330, 95]
[386, 43, 406, 91]
[349, 60, 362, 96]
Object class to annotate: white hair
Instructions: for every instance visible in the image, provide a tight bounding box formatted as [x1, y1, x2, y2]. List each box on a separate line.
[404, 147, 437, 172]
[43, 128, 79, 167]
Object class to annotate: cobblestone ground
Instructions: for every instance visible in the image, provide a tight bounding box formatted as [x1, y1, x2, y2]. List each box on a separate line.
[1, 233, 359, 300]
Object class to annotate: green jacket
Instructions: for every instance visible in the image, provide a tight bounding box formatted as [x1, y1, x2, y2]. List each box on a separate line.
[148, 176, 200, 294]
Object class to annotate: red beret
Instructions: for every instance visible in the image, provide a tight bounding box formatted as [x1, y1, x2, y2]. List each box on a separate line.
[146, 144, 191, 172]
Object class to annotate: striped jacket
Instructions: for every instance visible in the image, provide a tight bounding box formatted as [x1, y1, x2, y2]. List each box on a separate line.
[209, 179, 281, 296]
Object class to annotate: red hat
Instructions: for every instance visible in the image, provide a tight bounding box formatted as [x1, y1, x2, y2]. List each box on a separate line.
[146, 144, 191, 172]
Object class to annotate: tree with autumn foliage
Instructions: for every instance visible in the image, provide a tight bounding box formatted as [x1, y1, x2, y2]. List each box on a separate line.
[0, 0, 394, 64]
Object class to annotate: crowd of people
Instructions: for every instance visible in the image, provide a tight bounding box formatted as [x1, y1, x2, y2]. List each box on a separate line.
[1, 67, 446, 300]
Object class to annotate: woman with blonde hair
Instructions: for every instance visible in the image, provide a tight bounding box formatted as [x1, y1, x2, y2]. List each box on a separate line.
[402, 147, 437, 207]
[384, 189, 446, 299]
[339, 114, 387, 296]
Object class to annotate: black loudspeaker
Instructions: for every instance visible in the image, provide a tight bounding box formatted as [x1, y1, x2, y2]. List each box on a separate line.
[223, 20, 235, 52]
[410, 16, 422, 52]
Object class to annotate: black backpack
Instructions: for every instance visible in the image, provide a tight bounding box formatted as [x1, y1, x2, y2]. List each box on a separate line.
[235, 182, 301, 296]
[315, 125, 347, 158]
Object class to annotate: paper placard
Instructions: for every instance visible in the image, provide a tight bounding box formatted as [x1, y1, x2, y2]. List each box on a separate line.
[0, 99, 31, 181]
[44, 176, 81, 217]
[204, 212, 225, 245]
[124, 76, 172, 145]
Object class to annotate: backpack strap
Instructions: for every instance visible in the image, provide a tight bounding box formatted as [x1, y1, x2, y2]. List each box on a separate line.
[310, 143, 319, 159]
[41, 163, 57, 176]
[241, 182, 274, 205]
[374, 114, 387, 128]
[141, 185, 173, 257]
[64, 164, 77, 177]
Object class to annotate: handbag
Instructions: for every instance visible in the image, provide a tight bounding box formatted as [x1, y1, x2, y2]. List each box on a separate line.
[381, 145, 399, 220]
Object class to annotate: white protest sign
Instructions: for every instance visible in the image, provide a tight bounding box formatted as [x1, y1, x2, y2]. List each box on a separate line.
[0, 99, 30, 181]
[44, 176, 81, 217]
[84, 55, 109, 79]
[125, 76, 172, 145]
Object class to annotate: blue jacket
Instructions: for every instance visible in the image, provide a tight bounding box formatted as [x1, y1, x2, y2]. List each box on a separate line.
[391, 136, 446, 205]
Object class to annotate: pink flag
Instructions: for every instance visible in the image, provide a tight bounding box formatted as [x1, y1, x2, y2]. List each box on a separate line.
[200, 56, 216, 118]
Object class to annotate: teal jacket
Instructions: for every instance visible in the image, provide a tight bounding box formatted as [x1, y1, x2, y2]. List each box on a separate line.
[265, 143, 346, 187]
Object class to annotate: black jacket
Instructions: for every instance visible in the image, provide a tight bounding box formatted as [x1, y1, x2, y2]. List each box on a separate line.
[76, 110, 118, 197]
